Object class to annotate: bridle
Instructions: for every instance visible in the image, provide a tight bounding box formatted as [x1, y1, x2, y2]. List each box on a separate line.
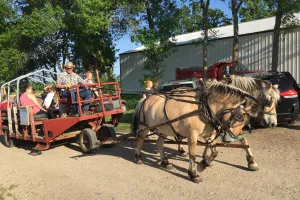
[204, 100, 252, 143]
[261, 95, 277, 116]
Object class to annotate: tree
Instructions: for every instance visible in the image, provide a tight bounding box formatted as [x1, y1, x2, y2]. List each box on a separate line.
[239, 0, 273, 22]
[178, 1, 231, 78]
[267, 0, 300, 71]
[0, 0, 129, 82]
[200, 0, 210, 79]
[240, 0, 300, 71]
[177, 3, 231, 34]
[0, 0, 27, 81]
[130, 0, 180, 90]
[230, 0, 244, 75]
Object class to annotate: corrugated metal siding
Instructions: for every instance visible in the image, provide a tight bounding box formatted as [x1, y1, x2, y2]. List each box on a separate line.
[120, 27, 300, 93]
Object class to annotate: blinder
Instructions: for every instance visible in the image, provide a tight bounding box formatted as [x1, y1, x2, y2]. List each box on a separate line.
[223, 104, 250, 128]
[264, 96, 273, 107]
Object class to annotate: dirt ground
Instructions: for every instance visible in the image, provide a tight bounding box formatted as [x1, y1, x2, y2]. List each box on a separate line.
[1, 122, 300, 200]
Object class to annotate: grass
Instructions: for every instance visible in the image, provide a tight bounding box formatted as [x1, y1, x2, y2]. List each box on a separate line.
[0, 185, 18, 200]
[114, 109, 134, 133]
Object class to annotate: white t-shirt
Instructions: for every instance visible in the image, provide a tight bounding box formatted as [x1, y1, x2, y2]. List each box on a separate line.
[42, 92, 54, 109]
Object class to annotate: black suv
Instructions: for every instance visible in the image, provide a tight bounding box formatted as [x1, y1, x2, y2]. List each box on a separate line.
[246, 72, 299, 124]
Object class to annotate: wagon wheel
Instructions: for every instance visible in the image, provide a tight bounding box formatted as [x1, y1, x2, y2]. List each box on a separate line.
[2, 130, 15, 148]
[96, 125, 117, 148]
[79, 129, 99, 153]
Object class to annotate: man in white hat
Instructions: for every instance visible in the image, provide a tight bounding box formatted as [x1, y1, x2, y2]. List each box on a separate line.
[56, 62, 92, 115]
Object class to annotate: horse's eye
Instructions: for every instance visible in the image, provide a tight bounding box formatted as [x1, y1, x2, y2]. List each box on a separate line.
[235, 113, 245, 122]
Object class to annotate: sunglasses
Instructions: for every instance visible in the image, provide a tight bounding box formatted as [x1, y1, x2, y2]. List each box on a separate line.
[66, 67, 73, 70]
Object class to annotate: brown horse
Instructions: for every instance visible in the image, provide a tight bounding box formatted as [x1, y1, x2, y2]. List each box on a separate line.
[197, 76, 281, 172]
[132, 82, 260, 183]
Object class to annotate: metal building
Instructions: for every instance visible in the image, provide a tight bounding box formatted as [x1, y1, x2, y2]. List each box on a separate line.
[120, 14, 300, 93]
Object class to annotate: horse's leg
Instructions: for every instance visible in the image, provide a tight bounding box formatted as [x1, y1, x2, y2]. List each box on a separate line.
[135, 131, 148, 165]
[198, 140, 218, 172]
[177, 142, 188, 157]
[157, 136, 174, 170]
[187, 133, 202, 183]
[240, 137, 259, 171]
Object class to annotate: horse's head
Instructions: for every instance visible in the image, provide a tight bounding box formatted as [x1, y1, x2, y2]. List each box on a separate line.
[260, 83, 280, 127]
[227, 76, 281, 128]
[205, 83, 259, 143]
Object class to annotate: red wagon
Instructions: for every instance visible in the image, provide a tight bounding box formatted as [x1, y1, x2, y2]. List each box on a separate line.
[0, 69, 124, 154]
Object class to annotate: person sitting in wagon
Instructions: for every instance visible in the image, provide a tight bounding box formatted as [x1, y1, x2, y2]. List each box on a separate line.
[81, 71, 99, 98]
[42, 84, 59, 118]
[20, 84, 48, 115]
[0, 95, 12, 109]
[55, 62, 92, 116]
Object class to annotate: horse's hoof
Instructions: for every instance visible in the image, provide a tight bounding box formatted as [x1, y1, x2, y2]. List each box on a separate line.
[188, 171, 203, 183]
[197, 160, 207, 172]
[161, 160, 174, 170]
[178, 151, 189, 157]
[248, 163, 259, 171]
[136, 160, 143, 165]
[135, 154, 143, 165]
[165, 164, 174, 170]
[188, 175, 202, 184]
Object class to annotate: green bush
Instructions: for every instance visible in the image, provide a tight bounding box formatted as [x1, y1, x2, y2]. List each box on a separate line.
[121, 94, 141, 110]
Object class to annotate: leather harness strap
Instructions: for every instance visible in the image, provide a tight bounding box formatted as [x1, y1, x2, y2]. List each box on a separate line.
[163, 96, 184, 141]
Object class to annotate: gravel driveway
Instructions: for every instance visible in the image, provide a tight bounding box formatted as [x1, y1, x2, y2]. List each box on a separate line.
[1, 122, 300, 200]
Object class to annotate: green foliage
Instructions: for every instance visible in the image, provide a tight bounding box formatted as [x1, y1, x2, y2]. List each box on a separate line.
[240, 0, 300, 28]
[0, 48, 27, 81]
[177, 2, 232, 34]
[130, 0, 181, 89]
[121, 94, 141, 109]
[0, 184, 18, 200]
[0, 0, 128, 83]
[240, 0, 274, 22]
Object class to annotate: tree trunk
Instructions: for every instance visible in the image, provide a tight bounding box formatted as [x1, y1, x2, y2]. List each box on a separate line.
[201, 0, 210, 80]
[232, 0, 239, 75]
[56, 58, 63, 72]
[145, 0, 159, 91]
[271, 12, 283, 71]
[152, 57, 159, 91]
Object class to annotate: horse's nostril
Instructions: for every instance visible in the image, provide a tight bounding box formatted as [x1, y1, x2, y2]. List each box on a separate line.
[271, 123, 275, 127]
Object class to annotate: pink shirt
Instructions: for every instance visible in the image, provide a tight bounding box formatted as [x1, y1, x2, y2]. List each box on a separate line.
[20, 93, 40, 114]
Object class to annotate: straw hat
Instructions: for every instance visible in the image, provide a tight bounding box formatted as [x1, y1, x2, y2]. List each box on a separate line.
[64, 62, 75, 69]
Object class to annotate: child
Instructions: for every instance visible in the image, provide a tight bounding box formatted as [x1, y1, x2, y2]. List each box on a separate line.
[42, 84, 59, 118]
[142, 80, 154, 99]
[82, 71, 99, 97]
[42, 84, 55, 109]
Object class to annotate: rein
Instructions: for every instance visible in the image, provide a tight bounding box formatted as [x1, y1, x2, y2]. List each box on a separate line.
[262, 105, 277, 116]
[136, 92, 252, 144]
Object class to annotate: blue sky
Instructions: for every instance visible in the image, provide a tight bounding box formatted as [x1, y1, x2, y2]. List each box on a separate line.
[113, 0, 232, 76]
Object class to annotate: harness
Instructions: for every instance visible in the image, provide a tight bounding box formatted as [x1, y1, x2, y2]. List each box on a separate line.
[262, 96, 277, 116]
[136, 92, 251, 144]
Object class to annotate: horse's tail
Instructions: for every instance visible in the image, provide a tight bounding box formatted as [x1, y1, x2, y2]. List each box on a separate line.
[131, 97, 146, 136]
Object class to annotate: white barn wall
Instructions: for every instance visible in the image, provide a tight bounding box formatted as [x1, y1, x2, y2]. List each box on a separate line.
[120, 28, 300, 93]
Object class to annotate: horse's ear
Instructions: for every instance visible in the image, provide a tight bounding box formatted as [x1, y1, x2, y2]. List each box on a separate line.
[273, 84, 279, 89]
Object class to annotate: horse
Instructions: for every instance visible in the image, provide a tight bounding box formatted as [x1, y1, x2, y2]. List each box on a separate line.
[195, 76, 281, 172]
[132, 82, 260, 183]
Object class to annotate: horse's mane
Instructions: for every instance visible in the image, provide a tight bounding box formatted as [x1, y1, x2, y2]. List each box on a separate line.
[204, 81, 259, 115]
[229, 76, 280, 103]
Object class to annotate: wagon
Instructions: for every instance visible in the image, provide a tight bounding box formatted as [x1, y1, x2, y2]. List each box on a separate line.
[0, 69, 124, 154]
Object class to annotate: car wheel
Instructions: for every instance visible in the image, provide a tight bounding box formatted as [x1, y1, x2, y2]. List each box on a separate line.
[288, 120, 296, 124]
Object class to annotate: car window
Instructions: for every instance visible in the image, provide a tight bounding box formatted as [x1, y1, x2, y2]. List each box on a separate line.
[237, 64, 250, 72]
[282, 72, 300, 91]
[160, 83, 194, 92]
[263, 77, 293, 92]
